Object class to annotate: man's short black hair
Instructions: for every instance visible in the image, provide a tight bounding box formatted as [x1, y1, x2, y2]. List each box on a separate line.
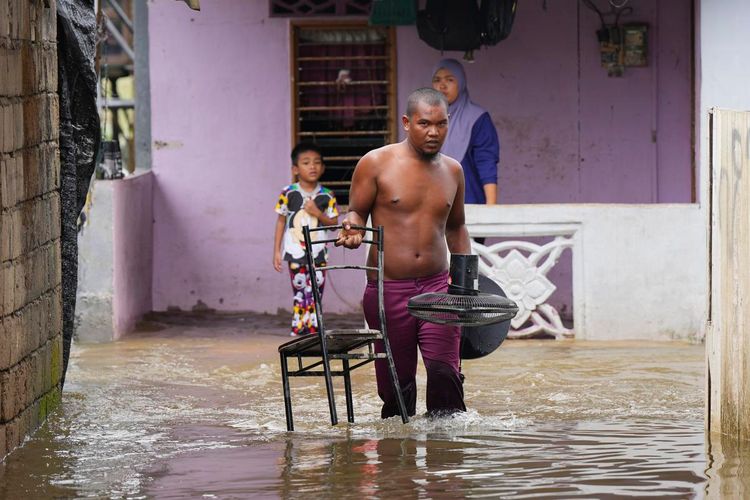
[405, 87, 448, 117]
[291, 143, 323, 165]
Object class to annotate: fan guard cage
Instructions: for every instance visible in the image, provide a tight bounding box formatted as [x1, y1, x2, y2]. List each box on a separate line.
[407, 292, 518, 326]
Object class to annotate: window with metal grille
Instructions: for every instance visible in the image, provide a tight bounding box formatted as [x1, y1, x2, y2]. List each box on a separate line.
[291, 23, 397, 206]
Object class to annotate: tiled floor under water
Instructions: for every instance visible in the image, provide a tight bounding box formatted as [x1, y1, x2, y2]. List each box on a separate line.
[1, 316, 748, 499]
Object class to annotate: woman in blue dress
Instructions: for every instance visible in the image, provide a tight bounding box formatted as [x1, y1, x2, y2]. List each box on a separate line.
[431, 58, 500, 205]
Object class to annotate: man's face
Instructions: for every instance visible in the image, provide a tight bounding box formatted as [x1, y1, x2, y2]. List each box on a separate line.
[403, 100, 449, 157]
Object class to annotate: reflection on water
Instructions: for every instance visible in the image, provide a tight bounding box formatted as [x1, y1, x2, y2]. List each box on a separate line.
[0, 323, 747, 498]
[705, 433, 750, 498]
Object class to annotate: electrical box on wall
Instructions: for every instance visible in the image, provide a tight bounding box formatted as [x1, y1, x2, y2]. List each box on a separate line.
[597, 25, 621, 74]
[622, 24, 648, 67]
[597, 23, 648, 77]
[581, 0, 650, 76]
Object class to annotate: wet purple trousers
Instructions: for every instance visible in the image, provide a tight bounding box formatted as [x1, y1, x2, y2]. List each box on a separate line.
[363, 271, 466, 418]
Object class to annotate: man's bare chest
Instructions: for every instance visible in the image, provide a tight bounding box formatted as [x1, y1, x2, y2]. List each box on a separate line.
[377, 166, 456, 214]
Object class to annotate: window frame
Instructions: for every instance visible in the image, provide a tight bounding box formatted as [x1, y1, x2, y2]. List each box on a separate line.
[289, 20, 398, 206]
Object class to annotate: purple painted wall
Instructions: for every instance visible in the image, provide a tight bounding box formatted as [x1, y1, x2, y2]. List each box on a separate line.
[113, 172, 154, 336]
[149, 1, 292, 313]
[147, 0, 693, 315]
[396, 0, 693, 204]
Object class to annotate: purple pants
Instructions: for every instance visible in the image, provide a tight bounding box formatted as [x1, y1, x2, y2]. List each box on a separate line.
[363, 271, 466, 418]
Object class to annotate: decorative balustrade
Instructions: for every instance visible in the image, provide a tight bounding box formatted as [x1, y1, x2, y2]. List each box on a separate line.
[462, 205, 705, 342]
[472, 237, 574, 340]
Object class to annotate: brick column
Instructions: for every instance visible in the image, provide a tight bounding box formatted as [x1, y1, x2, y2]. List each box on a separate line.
[0, 0, 63, 460]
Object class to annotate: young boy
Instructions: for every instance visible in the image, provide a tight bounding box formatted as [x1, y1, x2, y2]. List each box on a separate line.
[273, 144, 339, 336]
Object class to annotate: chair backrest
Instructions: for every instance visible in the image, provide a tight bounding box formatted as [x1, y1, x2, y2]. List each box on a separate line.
[301, 225, 386, 339]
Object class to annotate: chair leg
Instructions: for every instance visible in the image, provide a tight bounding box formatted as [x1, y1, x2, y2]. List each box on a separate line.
[343, 359, 354, 423]
[383, 341, 409, 424]
[322, 355, 338, 426]
[280, 353, 294, 431]
[376, 226, 408, 424]
[303, 225, 338, 427]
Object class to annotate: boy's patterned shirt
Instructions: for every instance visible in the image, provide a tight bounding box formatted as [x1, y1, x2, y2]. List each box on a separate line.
[275, 183, 339, 265]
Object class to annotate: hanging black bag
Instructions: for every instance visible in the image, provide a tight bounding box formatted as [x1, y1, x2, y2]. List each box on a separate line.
[480, 0, 518, 46]
[416, 0, 482, 52]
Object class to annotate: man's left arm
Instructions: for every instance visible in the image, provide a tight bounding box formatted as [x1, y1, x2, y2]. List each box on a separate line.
[446, 163, 472, 254]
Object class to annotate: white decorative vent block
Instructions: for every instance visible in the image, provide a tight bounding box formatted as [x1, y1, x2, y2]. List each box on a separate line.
[472, 237, 574, 340]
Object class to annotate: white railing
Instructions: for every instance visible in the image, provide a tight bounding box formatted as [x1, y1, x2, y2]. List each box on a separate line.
[473, 237, 574, 339]
[464, 204, 705, 341]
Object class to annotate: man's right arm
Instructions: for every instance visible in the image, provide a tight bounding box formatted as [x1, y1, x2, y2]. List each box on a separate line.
[336, 153, 378, 249]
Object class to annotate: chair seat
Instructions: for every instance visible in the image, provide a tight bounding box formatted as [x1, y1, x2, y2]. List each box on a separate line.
[279, 329, 382, 356]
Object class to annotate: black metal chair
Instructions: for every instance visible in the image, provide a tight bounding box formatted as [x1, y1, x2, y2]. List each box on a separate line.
[278, 224, 408, 431]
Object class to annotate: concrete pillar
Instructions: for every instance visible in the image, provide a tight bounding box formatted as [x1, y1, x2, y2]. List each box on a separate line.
[706, 109, 750, 441]
[76, 179, 115, 342]
[701, 0, 750, 443]
[76, 172, 154, 342]
[134, 0, 151, 171]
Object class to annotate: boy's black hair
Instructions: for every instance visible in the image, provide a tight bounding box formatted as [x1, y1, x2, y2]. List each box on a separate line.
[291, 143, 324, 165]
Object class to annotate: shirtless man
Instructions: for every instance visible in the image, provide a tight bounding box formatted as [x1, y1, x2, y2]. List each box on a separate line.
[336, 88, 471, 418]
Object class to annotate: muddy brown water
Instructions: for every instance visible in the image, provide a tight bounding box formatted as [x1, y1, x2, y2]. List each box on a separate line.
[1, 317, 748, 499]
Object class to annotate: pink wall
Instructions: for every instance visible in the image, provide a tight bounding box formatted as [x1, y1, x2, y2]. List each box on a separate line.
[148, 0, 693, 314]
[149, 0, 294, 313]
[113, 172, 154, 336]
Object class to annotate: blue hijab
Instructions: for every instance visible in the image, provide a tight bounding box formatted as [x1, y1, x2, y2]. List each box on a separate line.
[432, 59, 487, 162]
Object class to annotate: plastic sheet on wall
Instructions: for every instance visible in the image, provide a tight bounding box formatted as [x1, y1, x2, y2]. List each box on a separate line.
[57, 0, 100, 386]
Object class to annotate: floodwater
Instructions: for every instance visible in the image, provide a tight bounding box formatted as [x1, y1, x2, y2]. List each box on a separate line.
[1, 316, 749, 499]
